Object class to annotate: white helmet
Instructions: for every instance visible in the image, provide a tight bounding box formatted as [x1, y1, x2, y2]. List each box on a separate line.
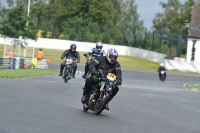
[160, 63, 164, 67]
[96, 42, 103, 52]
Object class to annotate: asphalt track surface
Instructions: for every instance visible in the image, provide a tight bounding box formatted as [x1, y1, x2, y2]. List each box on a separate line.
[0, 65, 200, 133]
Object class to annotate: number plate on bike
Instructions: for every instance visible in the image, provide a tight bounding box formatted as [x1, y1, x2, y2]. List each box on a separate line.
[66, 59, 73, 64]
[107, 73, 116, 81]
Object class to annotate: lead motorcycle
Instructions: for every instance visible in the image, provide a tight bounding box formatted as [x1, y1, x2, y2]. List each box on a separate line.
[82, 72, 119, 115]
[62, 57, 76, 83]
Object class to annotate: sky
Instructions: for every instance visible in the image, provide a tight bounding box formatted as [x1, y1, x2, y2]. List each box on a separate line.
[1, 0, 186, 29]
[135, 0, 186, 29]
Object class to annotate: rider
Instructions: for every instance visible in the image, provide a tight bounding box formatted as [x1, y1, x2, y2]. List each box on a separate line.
[157, 63, 166, 79]
[82, 41, 105, 78]
[81, 48, 122, 110]
[59, 44, 80, 78]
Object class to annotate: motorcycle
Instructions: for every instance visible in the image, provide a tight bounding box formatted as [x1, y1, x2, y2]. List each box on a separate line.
[82, 52, 92, 78]
[83, 52, 92, 63]
[82, 72, 119, 115]
[62, 57, 76, 83]
[160, 71, 166, 81]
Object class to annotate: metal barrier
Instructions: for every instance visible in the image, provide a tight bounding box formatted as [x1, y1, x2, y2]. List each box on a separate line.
[0, 57, 10, 69]
[0, 57, 47, 69]
[35, 59, 46, 69]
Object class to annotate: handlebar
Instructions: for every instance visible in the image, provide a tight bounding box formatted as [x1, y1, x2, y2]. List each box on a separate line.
[62, 59, 78, 62]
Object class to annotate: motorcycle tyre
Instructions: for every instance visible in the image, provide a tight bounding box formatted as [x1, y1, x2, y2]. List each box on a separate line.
[94, 92, 110, 115]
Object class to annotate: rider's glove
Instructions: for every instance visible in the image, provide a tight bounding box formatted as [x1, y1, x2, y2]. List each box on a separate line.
[87, 52, 92, 55]
[116, 80, 122, 85]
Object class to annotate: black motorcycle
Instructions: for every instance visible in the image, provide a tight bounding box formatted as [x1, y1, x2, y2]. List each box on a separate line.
[82, 73, 119, 115]
[83, 52, 92, 63]
[160, 71, 166, 82]
[62, 57, 76, 83]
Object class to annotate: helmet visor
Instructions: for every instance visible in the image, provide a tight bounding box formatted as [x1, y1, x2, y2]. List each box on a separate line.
[96, 46, 102, 50]
[109, 55, 117, 62]
[71, 48, 75, 51]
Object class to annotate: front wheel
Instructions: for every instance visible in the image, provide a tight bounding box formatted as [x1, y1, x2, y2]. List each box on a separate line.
[64, 68, 69, 83]
[94, 91, 110, 115]
[161, 76, 165, 82]
[64, 77, 68, 83]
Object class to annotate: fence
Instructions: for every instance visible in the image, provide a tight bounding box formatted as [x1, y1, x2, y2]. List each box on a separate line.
[2, 37, 35, 58]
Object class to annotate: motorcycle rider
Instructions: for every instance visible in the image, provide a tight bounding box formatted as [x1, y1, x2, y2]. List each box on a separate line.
[81, 48, 122, 110]
[58, 44, 80, 78]
[82, 41, 105, 78]
[157, 63, 166, 79]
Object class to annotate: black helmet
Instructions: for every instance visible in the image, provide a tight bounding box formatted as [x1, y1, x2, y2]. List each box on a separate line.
[70, 44, 76, 52]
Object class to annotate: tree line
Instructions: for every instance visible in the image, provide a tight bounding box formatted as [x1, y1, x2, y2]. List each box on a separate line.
[0, 0, 196, 55]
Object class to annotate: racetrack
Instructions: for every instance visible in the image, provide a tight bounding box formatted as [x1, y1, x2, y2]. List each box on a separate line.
[0, 67, 200, 133]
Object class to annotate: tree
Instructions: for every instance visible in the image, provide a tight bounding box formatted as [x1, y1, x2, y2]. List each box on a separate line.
[119, 0, 144, 46]
[151, 0, 197, 55]
[0, 3, 37, 39]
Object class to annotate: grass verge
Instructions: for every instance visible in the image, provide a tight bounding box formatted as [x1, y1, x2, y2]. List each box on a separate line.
[0, 69, 59, 78]
[186, 84, 200, 91]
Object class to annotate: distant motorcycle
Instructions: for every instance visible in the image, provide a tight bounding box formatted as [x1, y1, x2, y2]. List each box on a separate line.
[160, 71, 166, 81]
[62, 57, 76, 83]
[82, 73, 120, 115]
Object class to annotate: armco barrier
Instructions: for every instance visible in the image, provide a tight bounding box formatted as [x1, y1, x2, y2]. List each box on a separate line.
[164, 59, 200, 73]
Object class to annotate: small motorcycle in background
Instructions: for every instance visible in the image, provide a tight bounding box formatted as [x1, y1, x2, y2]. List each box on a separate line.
[160, 71, 166, 81]
[62, 57, 76, 83]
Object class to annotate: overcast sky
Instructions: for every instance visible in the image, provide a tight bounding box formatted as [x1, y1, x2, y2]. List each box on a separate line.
[135, 0, 186, 29]
[1, 0, 186, 29]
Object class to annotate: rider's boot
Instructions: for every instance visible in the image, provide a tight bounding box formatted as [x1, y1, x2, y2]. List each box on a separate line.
[104, 104, 109, 110]
[104, 97, 113, 110]
[82, 73, 86, 78]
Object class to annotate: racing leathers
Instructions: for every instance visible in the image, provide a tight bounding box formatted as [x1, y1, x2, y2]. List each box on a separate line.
[82, 48, 105, 78]
[82, 56, 122, 105]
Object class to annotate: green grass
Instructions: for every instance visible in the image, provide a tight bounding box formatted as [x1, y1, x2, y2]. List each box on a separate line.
[117, 55, 159, 71]
[180, 54, 186, 59]
[0, 69, 59, 78]
[186, 84, 200, 91]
